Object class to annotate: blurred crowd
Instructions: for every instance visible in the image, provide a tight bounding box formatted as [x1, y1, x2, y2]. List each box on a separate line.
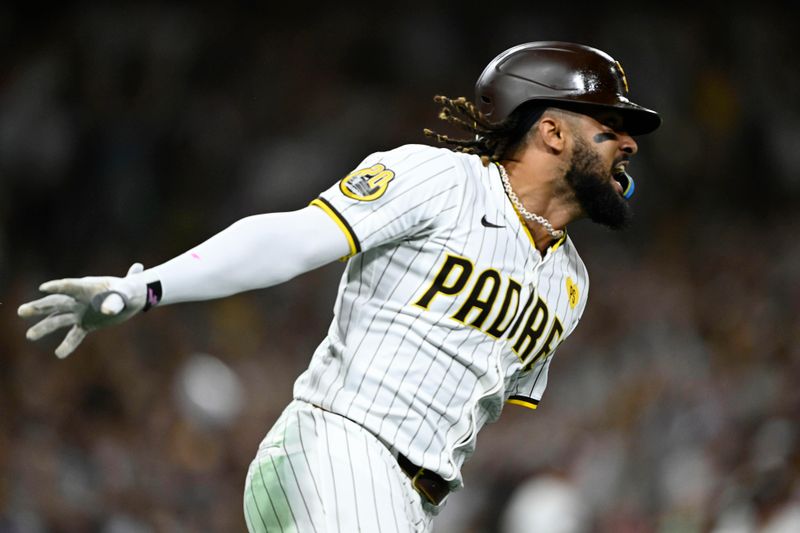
[1, 3, 798, 532]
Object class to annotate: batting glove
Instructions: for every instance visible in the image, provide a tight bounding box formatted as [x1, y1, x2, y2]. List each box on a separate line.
[17, 263, 151, 358]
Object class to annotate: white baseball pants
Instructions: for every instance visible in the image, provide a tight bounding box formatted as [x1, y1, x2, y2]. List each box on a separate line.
[244, 400, 434, 532]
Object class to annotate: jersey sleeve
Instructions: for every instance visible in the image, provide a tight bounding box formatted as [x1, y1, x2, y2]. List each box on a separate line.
[505, 353, 557, 411]
[310, 144, 462, 257]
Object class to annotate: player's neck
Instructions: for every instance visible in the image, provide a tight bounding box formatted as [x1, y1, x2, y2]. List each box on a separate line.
[501, 159, 580, 252]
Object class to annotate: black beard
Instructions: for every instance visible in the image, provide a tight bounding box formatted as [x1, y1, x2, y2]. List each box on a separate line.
[565, 137, 632, 230]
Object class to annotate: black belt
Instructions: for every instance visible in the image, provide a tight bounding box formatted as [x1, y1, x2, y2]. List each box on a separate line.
[396, 453, 449, 505]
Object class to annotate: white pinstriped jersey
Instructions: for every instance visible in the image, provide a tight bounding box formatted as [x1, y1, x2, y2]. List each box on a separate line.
[295, 144, 589, 489]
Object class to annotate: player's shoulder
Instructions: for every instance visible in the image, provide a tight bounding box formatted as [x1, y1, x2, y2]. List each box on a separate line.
[365, 144, 486, 186]
[364, 143, 451, 165]
[367, 144, 479, 169]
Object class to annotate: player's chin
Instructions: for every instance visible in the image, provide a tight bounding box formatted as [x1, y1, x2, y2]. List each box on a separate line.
[569, 170, 633, 230]
[591, 198, 633, 230]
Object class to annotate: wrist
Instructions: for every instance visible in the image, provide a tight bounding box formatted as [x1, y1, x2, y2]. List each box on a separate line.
[126, 270, 163, 312]
[142, 280, 163, 312]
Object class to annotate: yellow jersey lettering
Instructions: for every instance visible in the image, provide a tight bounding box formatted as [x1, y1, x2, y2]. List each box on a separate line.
[512, 296, 549, 360]
[486, 278, 521, 338]
[414, 254, 474, 309]
[413, 256, 565, 358]
[451, 269, 502, 328]
[524, 317, 564, 370]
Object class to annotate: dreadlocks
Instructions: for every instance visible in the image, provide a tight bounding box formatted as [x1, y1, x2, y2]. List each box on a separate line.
[423, 95, 543, 166]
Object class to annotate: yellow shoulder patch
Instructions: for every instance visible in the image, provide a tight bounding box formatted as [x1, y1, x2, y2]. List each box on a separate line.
[339, 163, 395, 201]
[566, 277, 579, 309]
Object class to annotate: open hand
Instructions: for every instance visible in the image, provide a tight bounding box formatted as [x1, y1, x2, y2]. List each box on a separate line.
[18, 263, 148, 358]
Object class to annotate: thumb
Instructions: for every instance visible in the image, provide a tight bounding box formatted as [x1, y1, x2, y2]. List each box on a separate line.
[99, 292, 126, 316]
[127, 262, 145, 276]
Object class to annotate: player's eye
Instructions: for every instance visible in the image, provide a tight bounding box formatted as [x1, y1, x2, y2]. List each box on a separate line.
[593, 111, 623, 131]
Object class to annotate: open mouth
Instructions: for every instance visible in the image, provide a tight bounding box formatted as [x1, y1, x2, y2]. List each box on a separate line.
[612, 164, 634, 199]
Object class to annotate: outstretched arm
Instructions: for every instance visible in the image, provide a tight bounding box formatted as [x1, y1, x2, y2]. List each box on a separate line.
[18, 205, 350, 358]
[149, 205, 349, 304]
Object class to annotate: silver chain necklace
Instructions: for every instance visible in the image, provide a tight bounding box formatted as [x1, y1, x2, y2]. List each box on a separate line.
[497, 163, 565, 240]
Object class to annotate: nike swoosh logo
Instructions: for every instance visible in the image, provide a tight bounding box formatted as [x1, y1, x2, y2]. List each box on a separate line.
[481, 215, 505, 228]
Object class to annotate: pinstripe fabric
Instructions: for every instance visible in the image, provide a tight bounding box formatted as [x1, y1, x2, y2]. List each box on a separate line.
[292, 144, 589, 501]
[244, 401, 432, 533]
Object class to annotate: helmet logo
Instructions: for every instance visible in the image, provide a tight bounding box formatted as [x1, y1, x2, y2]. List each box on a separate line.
[615, 61, 629, 94]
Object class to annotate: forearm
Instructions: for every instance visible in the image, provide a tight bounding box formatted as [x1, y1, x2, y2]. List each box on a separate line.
[142, 206, 349, 305]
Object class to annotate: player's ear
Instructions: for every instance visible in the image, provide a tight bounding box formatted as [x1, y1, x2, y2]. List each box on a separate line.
[536, 111, 568, 154]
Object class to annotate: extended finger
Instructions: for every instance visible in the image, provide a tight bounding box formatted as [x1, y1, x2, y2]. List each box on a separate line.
[25, 313, 78, 341]
[39, 279, 104, 300]
[18, 294, 80, 318]
[40, 278, 80, 293]
[55, 325, 88, 359]
[127, 262, 144, 276]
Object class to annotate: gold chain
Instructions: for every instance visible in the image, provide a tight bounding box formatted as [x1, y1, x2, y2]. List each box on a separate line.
[497, 163, 565, 239]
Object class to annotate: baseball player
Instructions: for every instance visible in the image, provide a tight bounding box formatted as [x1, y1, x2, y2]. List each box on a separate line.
[19, 42, 660, 532]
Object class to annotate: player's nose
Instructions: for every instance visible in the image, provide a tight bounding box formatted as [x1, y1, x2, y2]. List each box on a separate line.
[619, 133, 638, 155]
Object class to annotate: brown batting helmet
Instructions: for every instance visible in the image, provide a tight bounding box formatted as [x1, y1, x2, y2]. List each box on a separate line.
[475, 41, 661, 135]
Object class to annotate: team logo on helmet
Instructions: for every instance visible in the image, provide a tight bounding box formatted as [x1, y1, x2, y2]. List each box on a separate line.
[614, 61, 629, 94]
[340, 163, 396, 201]
[566, 277, 579, 309]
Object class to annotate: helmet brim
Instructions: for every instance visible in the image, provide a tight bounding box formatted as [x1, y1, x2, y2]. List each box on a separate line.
[543, 99, 662, 136]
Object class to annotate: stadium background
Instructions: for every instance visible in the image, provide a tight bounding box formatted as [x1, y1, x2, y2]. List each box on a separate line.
[2, 3, 798, 532]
